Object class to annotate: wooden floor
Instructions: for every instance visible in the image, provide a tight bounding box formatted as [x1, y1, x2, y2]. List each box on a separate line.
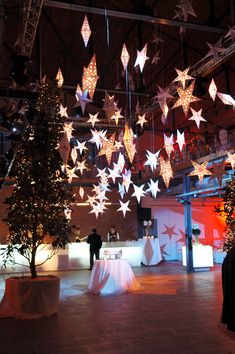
[0, 262, 235, 354]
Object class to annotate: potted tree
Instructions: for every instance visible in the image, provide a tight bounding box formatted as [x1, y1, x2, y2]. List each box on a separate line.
[0, 82, 74, 319]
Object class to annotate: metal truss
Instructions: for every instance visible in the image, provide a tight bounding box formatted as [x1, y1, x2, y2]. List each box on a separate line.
[19, 0, 44, 57]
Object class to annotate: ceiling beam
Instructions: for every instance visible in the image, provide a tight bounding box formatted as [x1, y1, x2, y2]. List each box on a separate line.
[44, 0, 226, 34]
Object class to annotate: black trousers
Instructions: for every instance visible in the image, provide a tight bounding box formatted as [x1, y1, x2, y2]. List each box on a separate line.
[90, 249, 100, 269]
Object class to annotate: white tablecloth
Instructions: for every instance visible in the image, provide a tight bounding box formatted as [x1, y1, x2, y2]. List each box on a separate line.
[139, 238, 162, 266]
[88, 259, 141, 295]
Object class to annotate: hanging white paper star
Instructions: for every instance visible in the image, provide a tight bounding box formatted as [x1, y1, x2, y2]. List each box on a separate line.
[146, 179, 160, 198]
[79, 186, 85, 199]
[217, 92, 235, 107]
[117, 200, 131, 217]
[226, 152, 235, 169]
[155, 86, 173, 111]
[115, 153, 125, 173]
[59, 104, 68, 118]
[70, 147, 78, 164]
[76, 140, 88, 155]
[81, 14, 91, 47]
[209, 78, 217, 101]
[144, 150, 160, 171]
[188, 108, 207, 129]
[188, 160, 212, 184]
[76, 160, 88, 175]
[89, 129, 107, 149]
[176, 0, 197, 21]
[136, 114, 148, 129]
[108, 167, 121, 184]
[75, 84, 92, 114]
[122, 169, 132, 192]
[132, 184, 146, 203]
[159, 157, 173, 189]
[120, 43, 130, 71]
[118, 183, 126, 199]
[87, 112, 100, 127]
[134, 43, 149, 73]
[82, 54, 99, 99]
[164, 133, 174, 157]
[204, 41, 224, 61]
[173, 67, 193, 89]
[176, 130, 185, 151]
[224, 25, 235, 41]
[66, 167, 78, 183]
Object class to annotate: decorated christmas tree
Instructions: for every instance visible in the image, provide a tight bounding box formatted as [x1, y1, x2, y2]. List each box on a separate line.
[3, 83, 74, 278]
[215, 177, 235, 252]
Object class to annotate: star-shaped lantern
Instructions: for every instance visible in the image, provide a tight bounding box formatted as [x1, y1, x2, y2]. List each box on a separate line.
[204, 41, 224, 61]
[209, 78, 217, 101]
[76, 140, 88, 155]
[81, 14, 91, 47]
[217, 92, 235, 107]
[82, 54, 99, 99]
[164, 133, 174, 157]
[188, 160, 212, 184]
[123, 124, 136, 163]
[89, 129, 107, 149]
[98, 133, 117, 166]
[173, 67, 193, 89]
[75, 84, 92, 114]
[118, 183, 126, 199]
[173, 81, 199, 117]
[136, 114, 148, 129]
[132, 184, 146, 203]
[120, 43, 130, 71]
[188, 108, 207, 129]
[56, 67, 64, 88]
[87, 112, 100, 127]
[226, 152, 235, 169]
[117, 199, 131, 217]
[76, 160, 88, 175]
[122, 169, 132, 192]
[225, 25, 235, 41]
[146, 179, 160, 198]
[59, 104, 68, 118]
[144, 150, 160, 171]
[103, 91, 116, 122]
[159, 157, 173, 189]
[134, 43, 149, 73]
[209, 161, 227, 187]
[111, 109, 125, 125]
[176, 130, 185, 151]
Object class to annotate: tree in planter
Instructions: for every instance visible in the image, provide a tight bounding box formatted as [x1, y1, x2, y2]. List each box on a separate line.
[3, 83, 74, 278]
[215, 177, 235, 252]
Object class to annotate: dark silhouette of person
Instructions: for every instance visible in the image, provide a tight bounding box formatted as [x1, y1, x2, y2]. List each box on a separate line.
[222, 245, 235, 331]
[86, 228, 102, 270]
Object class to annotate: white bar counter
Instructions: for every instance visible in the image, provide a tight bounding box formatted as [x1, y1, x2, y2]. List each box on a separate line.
[182, 245, 214, 269]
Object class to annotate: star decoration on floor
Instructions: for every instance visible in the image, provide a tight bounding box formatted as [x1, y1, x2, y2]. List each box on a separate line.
[173, 67, 193, 89]
[76, 140, 88, 155]
[188, 108, 207, 129]
[87, 112, 100, 127]
[159, 157, 173, 189]
[76, 160, 88, 175]
[188, 160, 212, 184]
[81, 14, 91, 47]
[59, 104, 68, 118]
[98, 133, 117, 165]
[176, 130, 185, 151]
[134, 43, 149, 73]
[89, 129, 107, 149]
[144, 150, 160, 171]
[208, 78, 217, 101]
[173, 81, 199, 117]
[117, 199, 131, 217]
[164, 133, 174, 157]
[120, 43, 130, 71]
[82, 54, 99, 99]
[131, 184, 146, 203]
[56, 67, 64, 88]
[226, 152, 235, 169]
[136, 114, 148, 129]
[75, 84, 92, 114]
[146, 179, 160, 198]
[209, 161, 227, 187]
[161, 224, 178, 241]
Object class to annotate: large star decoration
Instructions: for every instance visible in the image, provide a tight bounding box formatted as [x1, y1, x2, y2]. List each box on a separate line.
[134, 43, 149, 73]
[75, 84, 92, 114]
[132, 184, 146, 203]
[81, 14, 91, 47]
[226, 152, 235, 169]
[87, 112, 100, 127]
[144, 149, 160, 171]
[176, 130, 185, 151]
[173, 67, 193, 89]
[98, 133, 117, 166]
[146, 179, 160, 198]
[82, 54, 99, 99]
[188, 108, 207, 129]
[136, 114, 148, 129]
[173, 81, 199, 117]
[117, 200, 131, 217]
[209, 161, 227, 187]
[161, 225, 178, 241]
[159, 157, 173, 189]
[188, 160, 212, 184]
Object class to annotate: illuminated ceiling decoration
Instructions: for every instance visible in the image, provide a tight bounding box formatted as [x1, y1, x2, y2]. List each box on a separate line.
[144, 150, 160, 171]
[226, 152, 235, 169]
[209, 161, 228, 187]
[134, 43, 149, 73]
[118, 183, 125, 199]
[79, 186, 85, 199]
[103, 91, 116, 122]
[108, 167, 121, 184]
[151, 50, 160, 65]
[131, 183, 146, 203]
[173, 81, 200, 117]
[120, 43, 130, 71]
[111, 109, 125, 125]
[155, 85, 173, 112]
[75, 84, 92, 114]
[89, 129, 107, 149]
[59, 104, 68, 118]
[76, 140, 88, 155]
[117, 199, 131, 217]
[176, 130, 185, 151]
[173, 67, 193, 89]
[188, 107, 207, 129]
[122, 169, 132, 192]
[87, 112, 100, 127]
[123, 125, 136, 163]
[164, 133, 174, 157]
[98, 132, 117, 166]
[76, 160, 88, 175]
[208, 78, 217, 101]
[56, 67, 64, 88]
[188, 160, 212, 184]
[159, 157, 173, 189]
[217, 92, 235, 107]
[175, 0, 197, 22]
[81, 14, 91, 47]
[70, 147, 78, 164]
[204, 40, 224, 60]
[82, 54, 99, 99]
[136, 114, 148, 129]
[146, 179, 160, 198]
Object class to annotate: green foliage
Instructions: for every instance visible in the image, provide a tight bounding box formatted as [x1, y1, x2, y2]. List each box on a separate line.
[3, 83, 74, 278]
[215, 177, 235, 252]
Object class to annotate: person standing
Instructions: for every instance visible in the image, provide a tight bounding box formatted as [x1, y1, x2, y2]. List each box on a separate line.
[107, 225, 120, 242]
[87, 228, 102, 270]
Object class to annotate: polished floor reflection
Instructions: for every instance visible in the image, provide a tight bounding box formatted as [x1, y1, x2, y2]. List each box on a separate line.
[0, 262, 234, 354]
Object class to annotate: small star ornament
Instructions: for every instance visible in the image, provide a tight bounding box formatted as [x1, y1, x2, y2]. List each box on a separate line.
[87, 113, 100, 127]
[82, 54, 99, 99]
[131, 184, 146, 203]
[134, 43, 149, 73]
[173, 67, 193, 89]
[164, 133, 174, 157]
[75, 84, 92, 114]
[146, 179, 160, 198]
[136, 114, 148, 129]
[188, 108, 207, 129]
[188, 160, 212, 184]
[98, 133, 117, 166]
[144, 150, 160, 171]
[89, 129, 107, 149]
[117, 200, 131, 217]
[226, 152, 235, 169]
